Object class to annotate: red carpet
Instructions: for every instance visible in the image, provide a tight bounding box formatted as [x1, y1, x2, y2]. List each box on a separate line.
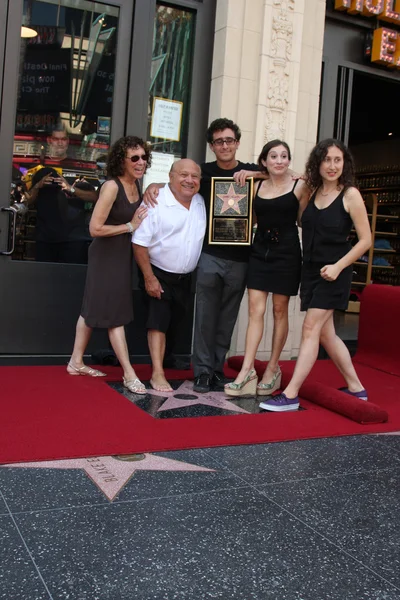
[1, 359, 399, 465]
[1, 284, 399, 464]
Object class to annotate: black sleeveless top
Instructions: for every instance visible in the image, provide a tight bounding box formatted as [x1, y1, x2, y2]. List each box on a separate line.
[254, 179, 299, 234]
[301, 188, 352, 264]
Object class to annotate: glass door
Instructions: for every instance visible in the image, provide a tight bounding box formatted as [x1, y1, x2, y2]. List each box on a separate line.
[0, 0, 133, 356]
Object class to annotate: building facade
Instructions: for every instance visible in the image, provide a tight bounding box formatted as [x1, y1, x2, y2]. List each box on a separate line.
[1, 0, 399, 360]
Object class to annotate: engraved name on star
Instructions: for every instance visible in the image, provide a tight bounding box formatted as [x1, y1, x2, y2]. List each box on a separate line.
[2, 454, 214, 502]
[217, 183, 247, 214]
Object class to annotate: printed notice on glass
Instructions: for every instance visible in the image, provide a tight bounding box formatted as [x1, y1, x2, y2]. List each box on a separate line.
[143, 151, 176, 189]
[150, 97, 183, 142]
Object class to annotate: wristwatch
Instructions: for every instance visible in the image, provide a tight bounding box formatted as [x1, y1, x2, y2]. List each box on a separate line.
[126, 222, 134, 234]
[69, 186, 76, 195]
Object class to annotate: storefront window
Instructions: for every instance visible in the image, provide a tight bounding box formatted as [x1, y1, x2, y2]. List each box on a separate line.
[144, 3, 195, 186]
[11, 0, 119, 264]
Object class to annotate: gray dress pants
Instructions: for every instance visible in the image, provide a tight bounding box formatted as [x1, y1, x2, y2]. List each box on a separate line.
[192, 252, 248, 377]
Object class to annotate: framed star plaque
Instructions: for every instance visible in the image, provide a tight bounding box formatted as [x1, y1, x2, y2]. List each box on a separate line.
[208, 177, 254, 245]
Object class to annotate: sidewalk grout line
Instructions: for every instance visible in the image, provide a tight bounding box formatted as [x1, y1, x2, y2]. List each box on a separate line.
[0, 490, 55, 600]
[201, 453, 400, 594]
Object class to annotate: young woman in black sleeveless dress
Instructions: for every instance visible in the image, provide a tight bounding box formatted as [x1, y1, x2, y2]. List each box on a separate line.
[225, 140, 310, 397]
[260, 139, 371, 412]
[67, 136, 150, 394]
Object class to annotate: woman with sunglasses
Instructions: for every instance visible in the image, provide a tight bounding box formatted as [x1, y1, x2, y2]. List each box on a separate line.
[68, 136, 150, 394]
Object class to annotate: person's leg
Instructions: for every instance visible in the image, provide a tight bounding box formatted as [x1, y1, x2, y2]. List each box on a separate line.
[108, 325, 143, 385]
[148, 329, 172, 391]
[260, 293, 290, 384]
[192, 254, 224, 377]
[230, 289, 268, 384]
[319, 314, 365, 392]
[144, 274, 173, 392]
[283, 308, 334, 399]
[67, 315, 105, 376]
[68, 316, 92, 368]
[213, 259, 248, 374]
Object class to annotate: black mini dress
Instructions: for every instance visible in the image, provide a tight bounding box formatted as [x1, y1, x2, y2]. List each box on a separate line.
[300, 188, 353, 311]
[247, 180, 301, 296]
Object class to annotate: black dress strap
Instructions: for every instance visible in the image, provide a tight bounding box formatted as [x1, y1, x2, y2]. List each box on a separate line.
[256, 179, 263, 195]
[292, 178, 299, 192]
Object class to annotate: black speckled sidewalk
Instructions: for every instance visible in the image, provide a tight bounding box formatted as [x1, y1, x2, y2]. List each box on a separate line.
[1, 434, 400, 599]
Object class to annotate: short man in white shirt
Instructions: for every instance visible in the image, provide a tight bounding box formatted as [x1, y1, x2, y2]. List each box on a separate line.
[133, 159, 206, 392]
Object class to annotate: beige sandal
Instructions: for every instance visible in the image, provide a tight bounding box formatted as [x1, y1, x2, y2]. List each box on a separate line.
[224, 368, 258, 397]
[67, 362, 106, 377]
[123, 377, 147, 395]
[256, 366, 282, 396]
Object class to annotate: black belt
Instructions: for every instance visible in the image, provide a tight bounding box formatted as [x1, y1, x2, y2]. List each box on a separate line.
[152, 265, 192, 281]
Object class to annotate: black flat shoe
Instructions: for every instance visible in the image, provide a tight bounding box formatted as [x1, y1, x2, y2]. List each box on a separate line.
[193, 373, 211, 393]
[212, 371, 234, 389]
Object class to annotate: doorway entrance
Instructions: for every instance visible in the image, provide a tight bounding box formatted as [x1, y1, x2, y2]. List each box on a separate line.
[0, 0, 216, 360]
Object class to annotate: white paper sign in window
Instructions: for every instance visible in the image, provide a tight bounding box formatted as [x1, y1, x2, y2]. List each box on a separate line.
[150, 97, 183, 142]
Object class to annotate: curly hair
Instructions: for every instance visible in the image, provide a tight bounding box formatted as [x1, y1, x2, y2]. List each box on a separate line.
[257, 139, 291, 171]
[305, 138, 355, 191]
[206, 118, 241, 143]
[106, 136, 152, 178]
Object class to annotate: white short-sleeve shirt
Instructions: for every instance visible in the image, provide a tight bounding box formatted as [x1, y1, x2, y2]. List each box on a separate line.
[132, 183, 206, 274]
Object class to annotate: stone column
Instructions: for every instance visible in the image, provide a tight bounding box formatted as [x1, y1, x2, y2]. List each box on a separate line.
[208, 0, 326, 361]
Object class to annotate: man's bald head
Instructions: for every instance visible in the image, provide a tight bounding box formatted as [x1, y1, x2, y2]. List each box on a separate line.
[169, 159, 201, 204]
[170, 159, 201, 177]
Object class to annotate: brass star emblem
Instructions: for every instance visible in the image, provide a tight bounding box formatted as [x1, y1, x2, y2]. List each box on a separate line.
[216, 183, 247, 214]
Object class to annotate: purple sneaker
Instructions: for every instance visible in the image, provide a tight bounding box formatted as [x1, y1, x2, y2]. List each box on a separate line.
[339, 387, 368, 401]
[259, 393, 299, 412]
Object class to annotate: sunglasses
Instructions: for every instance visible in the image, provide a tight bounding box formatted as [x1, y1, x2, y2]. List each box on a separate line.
[127, 154, 148, 163]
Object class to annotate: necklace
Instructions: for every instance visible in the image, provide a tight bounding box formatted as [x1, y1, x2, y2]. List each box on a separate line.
[320, 186, 338, 197]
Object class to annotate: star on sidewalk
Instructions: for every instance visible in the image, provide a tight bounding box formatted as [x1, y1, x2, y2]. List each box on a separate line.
[3, 454, 214, 502]
[217, 183, 247, 214]
[148, 380, 250, 414]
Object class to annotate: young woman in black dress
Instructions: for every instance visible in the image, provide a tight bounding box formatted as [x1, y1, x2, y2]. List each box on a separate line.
[225, 140, 310, 397]
[260, 139, 371, 411]
[67, 136, 149, 394]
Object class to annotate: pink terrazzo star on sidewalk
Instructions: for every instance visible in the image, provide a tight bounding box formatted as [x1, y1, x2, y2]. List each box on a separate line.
[3, 454, 214, 501]
[148, 380, 250, 414]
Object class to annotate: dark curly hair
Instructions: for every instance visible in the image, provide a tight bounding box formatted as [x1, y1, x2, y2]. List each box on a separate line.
[257, 139, 291, 172]
[206, 118, 241, 143]
[106, 136, 152, 178]
[305, 138, 355, 191]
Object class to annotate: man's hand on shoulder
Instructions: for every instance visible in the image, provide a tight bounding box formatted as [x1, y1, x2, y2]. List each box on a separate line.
[289, 169, 304, 180]
[145, 275, 164, 299]
[233, 170, 259, 187]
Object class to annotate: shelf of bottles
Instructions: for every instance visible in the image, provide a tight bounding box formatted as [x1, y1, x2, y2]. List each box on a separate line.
[355, 165, 400, 287]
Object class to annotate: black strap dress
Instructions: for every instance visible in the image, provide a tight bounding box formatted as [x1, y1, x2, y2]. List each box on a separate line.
[81, 178, 140, 328]
[300, 188, 353, 311]
[247, 180, 301, 296]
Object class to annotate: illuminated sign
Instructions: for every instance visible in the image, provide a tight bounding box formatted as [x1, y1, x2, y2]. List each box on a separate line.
[335, 0, 400, 68]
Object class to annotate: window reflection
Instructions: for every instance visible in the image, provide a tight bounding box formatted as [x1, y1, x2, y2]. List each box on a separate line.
[11, 0, 119, 264]
[144, 4, 195, 188]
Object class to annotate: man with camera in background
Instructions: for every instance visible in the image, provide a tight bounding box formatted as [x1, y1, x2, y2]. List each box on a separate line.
[26, 124, 98, 263]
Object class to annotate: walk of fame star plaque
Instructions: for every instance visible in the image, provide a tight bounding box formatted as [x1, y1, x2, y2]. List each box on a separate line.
[209, 177, 254, 245]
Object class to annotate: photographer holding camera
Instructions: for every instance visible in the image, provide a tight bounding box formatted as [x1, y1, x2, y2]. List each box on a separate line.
[26, 125, 98, 264]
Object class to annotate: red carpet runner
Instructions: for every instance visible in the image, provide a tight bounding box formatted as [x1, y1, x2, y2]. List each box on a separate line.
[1, 360, 399, 465]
